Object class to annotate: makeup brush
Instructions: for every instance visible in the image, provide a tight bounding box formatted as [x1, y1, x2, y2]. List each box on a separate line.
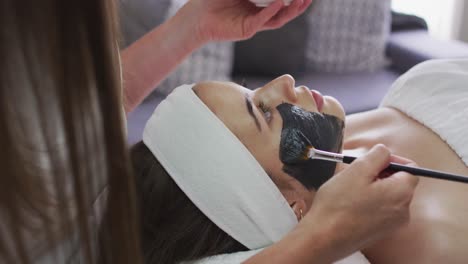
[303, 146, 468, 184]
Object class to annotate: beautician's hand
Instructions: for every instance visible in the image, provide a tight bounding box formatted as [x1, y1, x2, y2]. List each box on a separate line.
[300, 145, 419, 261]
[183, 0, 312, 42]
[245, 145, 419, 264]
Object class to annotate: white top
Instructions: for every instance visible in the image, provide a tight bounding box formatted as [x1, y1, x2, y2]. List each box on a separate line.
[187, 249, 370, 264]
[381, 59, 468, 166]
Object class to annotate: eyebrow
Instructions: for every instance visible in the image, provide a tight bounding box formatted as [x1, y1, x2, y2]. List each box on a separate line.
[245, 93, 261, 132]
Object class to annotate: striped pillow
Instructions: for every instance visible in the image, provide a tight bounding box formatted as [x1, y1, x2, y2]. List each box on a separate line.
[305, 0, 391, 73]
[157, 42, 233, 95]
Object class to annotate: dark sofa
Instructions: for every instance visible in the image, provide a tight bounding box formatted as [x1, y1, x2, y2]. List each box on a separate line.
[127, 15, 468, 145]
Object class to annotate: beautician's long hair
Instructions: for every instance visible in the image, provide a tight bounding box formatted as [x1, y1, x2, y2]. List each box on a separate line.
[131, 142, 247, 264]
[0, 0, 141, 263]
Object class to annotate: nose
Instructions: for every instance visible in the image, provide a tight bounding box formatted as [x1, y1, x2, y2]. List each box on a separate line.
[260, 75, 298, 104]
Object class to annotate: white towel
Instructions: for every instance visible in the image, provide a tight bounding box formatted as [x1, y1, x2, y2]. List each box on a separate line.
[186, 248, 370, 264]
[381, 59, 468, 166]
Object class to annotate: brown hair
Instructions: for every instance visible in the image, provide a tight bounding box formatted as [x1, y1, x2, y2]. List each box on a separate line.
[131, 142, 247, 264]
[0, 0, 141, 263]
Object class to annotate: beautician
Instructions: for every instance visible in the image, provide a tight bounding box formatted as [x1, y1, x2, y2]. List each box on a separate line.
[0, 0, 418, 263]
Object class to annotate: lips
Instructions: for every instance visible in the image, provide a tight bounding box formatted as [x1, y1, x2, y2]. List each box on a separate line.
[310, 90, 324, 112]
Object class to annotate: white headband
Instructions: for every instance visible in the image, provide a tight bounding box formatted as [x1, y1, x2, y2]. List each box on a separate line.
[143, 84, 297, 249]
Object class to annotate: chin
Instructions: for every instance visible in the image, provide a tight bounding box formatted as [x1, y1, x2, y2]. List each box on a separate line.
[322, 96, 345, 121]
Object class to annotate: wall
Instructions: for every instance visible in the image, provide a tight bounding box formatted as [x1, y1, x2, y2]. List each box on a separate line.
[456, 2, 468, 43]
[392, 0, 460, 40]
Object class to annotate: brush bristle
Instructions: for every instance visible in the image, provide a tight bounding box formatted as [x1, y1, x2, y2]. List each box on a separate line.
[301, 146, 314, 160]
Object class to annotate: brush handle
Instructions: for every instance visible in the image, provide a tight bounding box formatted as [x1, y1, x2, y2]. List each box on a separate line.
[343, 156, 468, 184]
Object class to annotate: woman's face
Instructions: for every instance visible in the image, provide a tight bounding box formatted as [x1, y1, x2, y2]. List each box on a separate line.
[194, 75, 345, 216]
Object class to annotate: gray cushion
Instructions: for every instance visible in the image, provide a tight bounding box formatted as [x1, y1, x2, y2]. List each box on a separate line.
[127, 93, 165, 145]
[305, 0, 391, 73]
[387, 30, 468, 73]
[232, 12, 309, 76]
[119, 0, 171, 48]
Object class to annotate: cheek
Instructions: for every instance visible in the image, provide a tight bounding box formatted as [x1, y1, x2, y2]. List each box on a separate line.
[275, 170, 317, 213]
[258, 141, 283, 180]
[304, 189, 316, 213]
[266, 129, 285, 179]
[323, 96, 345, 121]
[238, 131, 280, 176]
[276, 103, 345, 190]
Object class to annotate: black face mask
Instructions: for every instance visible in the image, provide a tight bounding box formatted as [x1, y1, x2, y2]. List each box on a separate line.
[277, 103, 345, 190]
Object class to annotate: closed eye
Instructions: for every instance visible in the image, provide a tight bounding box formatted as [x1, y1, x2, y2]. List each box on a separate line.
[258, 101, 272, 123]
[245, 93, 262, 131]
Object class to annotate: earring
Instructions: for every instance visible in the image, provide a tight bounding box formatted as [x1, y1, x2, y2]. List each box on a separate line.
[299, 209, 304, 221]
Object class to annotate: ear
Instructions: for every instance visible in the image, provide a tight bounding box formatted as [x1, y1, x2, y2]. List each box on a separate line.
[275, 171, 315, 220]
[278, 180, 312, 221]
[290, 200, 307, 221]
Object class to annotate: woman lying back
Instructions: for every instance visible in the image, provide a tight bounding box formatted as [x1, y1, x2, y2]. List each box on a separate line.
[132, 59, 468, 263]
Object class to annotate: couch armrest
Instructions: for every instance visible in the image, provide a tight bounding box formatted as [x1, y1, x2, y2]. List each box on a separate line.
[386, 30, 468, 73]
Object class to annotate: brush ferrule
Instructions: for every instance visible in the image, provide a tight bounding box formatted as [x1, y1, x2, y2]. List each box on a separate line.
[310, 148, 344, 163]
